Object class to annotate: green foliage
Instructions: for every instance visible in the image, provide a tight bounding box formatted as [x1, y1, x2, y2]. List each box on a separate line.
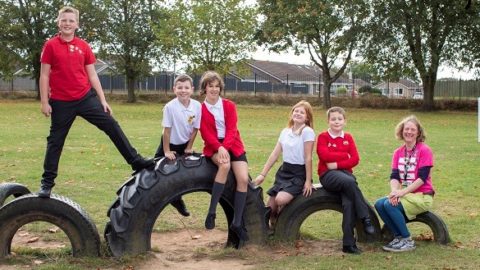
[363, 0, 479, 110]
[153, 0, 258, 74]
[257, 0, 369, 108]
[73, 0, 161, 103]
[358, 85, 381, 95]
[335, 86, 347, 96]
[0, 0, 63, 93]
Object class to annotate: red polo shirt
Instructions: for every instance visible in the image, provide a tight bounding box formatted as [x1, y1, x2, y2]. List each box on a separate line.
[40, 35, 96, 101]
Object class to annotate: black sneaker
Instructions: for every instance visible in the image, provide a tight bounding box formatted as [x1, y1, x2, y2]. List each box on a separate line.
[342, 244, 362, 254]
[171, 198, 190, 217]
[205, 213, 216, 230]
[38, 186, 52, 198]
[230, 224, 249, 241]
[131, 156, 154, 171]
[362, 218, 375, 235]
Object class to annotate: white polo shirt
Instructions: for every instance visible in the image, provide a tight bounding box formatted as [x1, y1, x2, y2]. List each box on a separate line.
[162, 98, 201, 145]
[205, 97, 225, 139]
[279, 126, 315, 165]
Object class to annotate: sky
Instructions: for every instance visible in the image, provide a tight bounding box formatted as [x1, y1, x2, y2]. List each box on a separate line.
[251, 47, 477, 80]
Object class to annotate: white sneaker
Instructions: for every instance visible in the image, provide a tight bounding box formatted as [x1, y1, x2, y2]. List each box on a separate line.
[384, 237, 416, 252]
[382, 236, 401, 251]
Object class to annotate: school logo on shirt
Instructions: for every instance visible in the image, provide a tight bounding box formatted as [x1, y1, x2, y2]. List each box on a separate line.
[343, 140, 349, 145]
[188, 115, 195, 125]
[328, 143, 337, 148]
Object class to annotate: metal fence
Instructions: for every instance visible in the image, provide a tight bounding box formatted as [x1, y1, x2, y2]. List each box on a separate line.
[1, 73, 479, 99]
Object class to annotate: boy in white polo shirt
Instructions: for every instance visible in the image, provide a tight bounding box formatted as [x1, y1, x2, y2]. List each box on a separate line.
[155, 74, 201, 216]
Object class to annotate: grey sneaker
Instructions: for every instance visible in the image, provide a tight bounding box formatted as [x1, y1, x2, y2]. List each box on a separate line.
[384, 237, 416, 252]
[382, 236, 401, 251]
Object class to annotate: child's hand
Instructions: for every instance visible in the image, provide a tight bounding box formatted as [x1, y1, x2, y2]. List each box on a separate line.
[217, 146, 229, 164]
[41, 103, 52, 117]
[254, 175, 265, 186]
[101, 101, 112, 115]
[165, 151, 176, 160]
[303, 181, 313, 197]
[326, 162, 337, 170]
[184, 148, 194, 154]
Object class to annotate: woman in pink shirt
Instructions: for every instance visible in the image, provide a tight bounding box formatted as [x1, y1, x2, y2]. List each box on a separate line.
[375, 115, 435, 253]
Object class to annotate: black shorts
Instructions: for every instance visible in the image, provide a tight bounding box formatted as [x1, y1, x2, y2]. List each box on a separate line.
[230, 152, 247, 162]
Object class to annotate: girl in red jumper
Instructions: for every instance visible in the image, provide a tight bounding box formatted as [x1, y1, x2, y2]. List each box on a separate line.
[317, 106, 374, 254]
[199, 71, 249, 241]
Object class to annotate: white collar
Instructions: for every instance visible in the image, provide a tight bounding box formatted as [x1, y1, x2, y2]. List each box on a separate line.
[206, 97, 222, 109]
[328, 129, 344, 139]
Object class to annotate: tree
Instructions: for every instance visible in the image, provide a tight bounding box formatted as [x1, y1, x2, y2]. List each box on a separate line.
[75, 0, 160, 103]
[0, 0, 62, 97]
[257, 0, 369, 108]
[154, 0, 258, 75]
[363, 0, 479, 110]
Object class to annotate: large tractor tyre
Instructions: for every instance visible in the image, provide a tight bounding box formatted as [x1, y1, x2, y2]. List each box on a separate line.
[0, 193, 100, 258]
[0, 182, 31, 207]
[274, 188, 382, 243]
[381, 211, 451, 245]
[105, 155, 267, 257]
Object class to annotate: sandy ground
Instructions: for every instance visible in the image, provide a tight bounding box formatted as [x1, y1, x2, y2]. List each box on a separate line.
[0, 227, 354, 270]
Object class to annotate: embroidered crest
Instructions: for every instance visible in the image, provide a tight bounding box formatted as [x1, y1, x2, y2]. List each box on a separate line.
[188, 115, 195, 125]
[343, 140, 349, 145]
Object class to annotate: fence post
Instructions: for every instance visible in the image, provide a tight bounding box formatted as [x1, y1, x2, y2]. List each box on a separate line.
[478, 97, 480, 143]
[254, 73, 257, 96]
[286, 74, 289, 95]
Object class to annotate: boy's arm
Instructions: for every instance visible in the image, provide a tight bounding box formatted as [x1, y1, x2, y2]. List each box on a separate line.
[316, 133, 349, 162]
[40, 63, 52, 117]
[162, 127, 176, 160]
[336, 135, 360, 169]
[85, 64, 112, 115]
[184, 128, 198, 154]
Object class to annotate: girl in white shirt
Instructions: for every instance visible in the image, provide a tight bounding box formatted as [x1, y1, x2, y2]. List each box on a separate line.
[255, 100, 315, 228]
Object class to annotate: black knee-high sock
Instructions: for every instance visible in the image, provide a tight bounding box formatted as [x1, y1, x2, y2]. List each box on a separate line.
[208, 182, 225, 214]
[232, 191, 247, 227]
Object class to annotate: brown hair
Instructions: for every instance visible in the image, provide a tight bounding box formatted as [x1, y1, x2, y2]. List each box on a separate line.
[58, 6, 79, 23]
[395, 115, 426, 142]
[287, 100, 314, 129]
[199, 71, 224, 95]
[174, 74, 193, 88]
[326, 106, 346, 119]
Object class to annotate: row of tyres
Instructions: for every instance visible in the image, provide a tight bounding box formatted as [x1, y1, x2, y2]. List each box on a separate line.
[0, 154, 450, 258]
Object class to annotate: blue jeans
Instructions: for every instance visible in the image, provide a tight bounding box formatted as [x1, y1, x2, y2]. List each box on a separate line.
[374, 197, 410, 238]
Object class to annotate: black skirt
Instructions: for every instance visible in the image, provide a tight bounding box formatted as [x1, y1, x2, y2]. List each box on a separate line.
[267, 162, 306, 197]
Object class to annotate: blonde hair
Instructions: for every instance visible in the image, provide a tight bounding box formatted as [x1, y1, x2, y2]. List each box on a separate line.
[326, 106, 346, 119]
[287, 100, 314, 129]
[199, 71, 224, 95]
[58, 6, 79, 23]
[174, 74, 193, 87]
[395, 115, 426, 142]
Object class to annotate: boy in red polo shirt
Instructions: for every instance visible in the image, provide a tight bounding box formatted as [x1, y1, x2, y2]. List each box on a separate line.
[38, 6, 153, 198]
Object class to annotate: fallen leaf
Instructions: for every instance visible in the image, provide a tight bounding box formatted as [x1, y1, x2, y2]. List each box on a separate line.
[191, 235, 201, 240]
[48, 227, 59, 233]
[27, 237, 39, 243]
[33, 260, 43, 265]
[385, 255, 393, 260]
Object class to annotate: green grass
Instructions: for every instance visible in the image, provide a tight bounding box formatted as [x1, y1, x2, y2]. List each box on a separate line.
[1, 99, 480, 269]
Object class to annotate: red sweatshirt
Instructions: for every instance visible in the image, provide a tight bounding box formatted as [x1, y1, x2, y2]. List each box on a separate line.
[200, 98, 245, 157]
[316, 131, 360, 177]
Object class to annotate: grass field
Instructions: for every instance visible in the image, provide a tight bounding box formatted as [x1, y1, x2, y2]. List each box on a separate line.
[0, 99, 479, 269]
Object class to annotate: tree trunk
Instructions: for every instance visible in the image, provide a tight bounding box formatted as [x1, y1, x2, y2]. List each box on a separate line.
[421, 73, 436, 111]
[323, 78, 332, 109]
[127, 76, 136, 103]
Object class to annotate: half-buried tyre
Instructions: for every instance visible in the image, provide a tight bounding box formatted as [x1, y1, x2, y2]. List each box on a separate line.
[105, 154, 267, 257]
[0, 193, 100, 258]
[381, 211, 451, 245]
[0, 182, 31, 207]
[273, 187, 382, 243]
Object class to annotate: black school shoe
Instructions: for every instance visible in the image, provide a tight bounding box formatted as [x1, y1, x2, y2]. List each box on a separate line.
[230, 224, 249, 241]
[342, 244, 362, 254]
[131, 156, 154, 171]
[171, 198, 190, 217]
[205, 213, 216, 230]
[38, 185, 52, 198]
[363, 218, 375, 235]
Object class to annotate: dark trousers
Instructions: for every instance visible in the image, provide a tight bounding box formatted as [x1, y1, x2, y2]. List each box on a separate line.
[154, 136, 189, 158]
[320, 170, 370, 246]
[41, 91, 139, 187]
